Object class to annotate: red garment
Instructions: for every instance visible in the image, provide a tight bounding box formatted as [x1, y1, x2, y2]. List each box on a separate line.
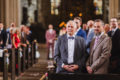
[12, 34, 20, 48]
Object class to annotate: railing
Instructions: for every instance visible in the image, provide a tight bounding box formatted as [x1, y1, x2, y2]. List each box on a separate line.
[1, 40, 37, 80]
[48, 72, 120, 80]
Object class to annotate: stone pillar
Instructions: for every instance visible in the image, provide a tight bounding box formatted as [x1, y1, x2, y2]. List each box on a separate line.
[37, 0, 45, 27]
[0, 0, 21, 28]
[103, 0, 109, 23]
[0, 0, 5, 24]
[109, 0, 119, 21]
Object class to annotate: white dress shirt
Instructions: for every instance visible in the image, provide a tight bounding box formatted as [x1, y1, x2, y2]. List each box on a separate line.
[75, 27, 81, 35]
[62, 34, 75, 67]
[111, 27, 118, 36]
[93, 32, 104, 49]
[49, 29, 53, 34]
[67, 34, 75, 64]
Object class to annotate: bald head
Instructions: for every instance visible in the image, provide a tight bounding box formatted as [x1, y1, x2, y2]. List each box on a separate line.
[87, 20, 94, 28]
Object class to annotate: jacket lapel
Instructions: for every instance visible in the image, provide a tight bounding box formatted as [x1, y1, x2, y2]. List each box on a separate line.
[73, 36, 78, 62]
[90, 35, 105, 64]
[90, 38, 95, 54]
[93, 35, 105, 51]
[64, 34, 68, 59]
[112, 28, 119, 39]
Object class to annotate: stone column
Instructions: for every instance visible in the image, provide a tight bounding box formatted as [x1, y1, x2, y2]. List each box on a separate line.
[0, 0, 21, 28]
[109, 0, 119, 21]
[0, 0, 5, 24]
[37, 0, 45, 27]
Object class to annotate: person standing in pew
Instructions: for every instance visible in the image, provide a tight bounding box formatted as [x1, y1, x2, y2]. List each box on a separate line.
[86, 19, 112, 74]
[25, 27, 33, 44]
[20, 25, 27, 47]
[0, 23, 7, 49]
[108, 18, 120, 73]
[0, 23, 7, 72]
[12, 28, 21, 75]
[54, 20, 88, 74]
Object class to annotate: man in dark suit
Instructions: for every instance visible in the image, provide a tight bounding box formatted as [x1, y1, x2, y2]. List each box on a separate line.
[0, 23, 7, 49]
[0, 23, 7, 71]
[54, 20, 87, 73]
[108, 18, 120, 73]
[74, 17, 87, 40]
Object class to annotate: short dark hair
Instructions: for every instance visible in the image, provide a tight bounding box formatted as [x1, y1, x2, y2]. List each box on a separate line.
[74, 17, 82, 22]
[94, 19, 104, 26]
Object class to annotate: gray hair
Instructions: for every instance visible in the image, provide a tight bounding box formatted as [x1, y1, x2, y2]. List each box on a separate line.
[94, 19, 104, 26]
[66, 20, 77, 28]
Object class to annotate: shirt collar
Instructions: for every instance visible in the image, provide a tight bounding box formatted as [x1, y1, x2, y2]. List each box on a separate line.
[112, 27, 118, 32]
[77, 27, 81, 32]
[94, 32, 104, 38]
[89, 28, 94, 32]
[75, 27, 81, 35]
[0, 28, 3, 31]
[67, 34, 75, 39]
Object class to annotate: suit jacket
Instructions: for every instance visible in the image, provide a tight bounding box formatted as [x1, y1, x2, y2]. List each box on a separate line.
[108, 28, 120, 60]
[86, 34, 112, 74]
[86, 29, 94, 53]
[0, 29, 7, 48]
[54, 34, 87, 73]
[76, 28, 87, 40]
[45, 29, 56, 44]
[26, 32, 33, 44]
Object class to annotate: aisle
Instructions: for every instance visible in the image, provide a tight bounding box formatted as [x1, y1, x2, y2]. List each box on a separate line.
[17, 44, 48, 80]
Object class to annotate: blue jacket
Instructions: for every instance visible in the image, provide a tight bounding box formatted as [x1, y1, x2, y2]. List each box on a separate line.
[76, 28, 87, 40]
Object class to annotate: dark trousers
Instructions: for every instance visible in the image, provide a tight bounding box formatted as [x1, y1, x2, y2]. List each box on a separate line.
[109, 57, 120, 74]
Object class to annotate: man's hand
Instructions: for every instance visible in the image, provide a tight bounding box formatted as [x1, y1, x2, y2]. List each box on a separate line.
[49, 40, 53, 43]
[86, 66, 93, 74]
[69, 65, 79, 70]
[63, 65, 74, 72]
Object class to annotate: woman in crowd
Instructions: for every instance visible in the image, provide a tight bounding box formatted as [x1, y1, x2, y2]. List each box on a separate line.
[12, 28, 21, 48]
[12, 28, 21, 75]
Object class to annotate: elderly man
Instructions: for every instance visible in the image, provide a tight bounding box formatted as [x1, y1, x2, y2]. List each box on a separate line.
[86, 19, 112, 74]
[54, 20, 87, 73]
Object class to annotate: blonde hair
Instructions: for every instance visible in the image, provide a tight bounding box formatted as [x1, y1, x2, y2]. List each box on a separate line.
[13, 28, 21, 38]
